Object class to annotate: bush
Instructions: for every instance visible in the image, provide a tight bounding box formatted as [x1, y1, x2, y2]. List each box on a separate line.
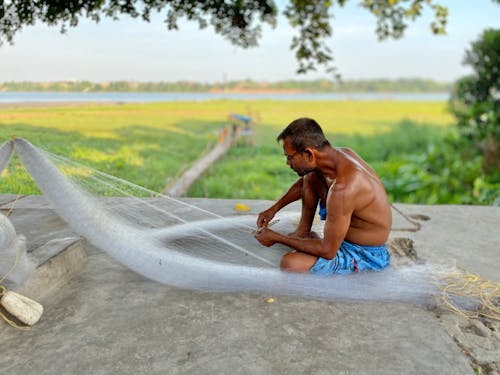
[379, 134, 500, 205]
[449, 28, 500, 174]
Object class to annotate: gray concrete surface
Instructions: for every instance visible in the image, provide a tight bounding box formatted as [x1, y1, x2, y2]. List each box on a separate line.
[0, 195, 86, 298]
[0, 195, 499, 375]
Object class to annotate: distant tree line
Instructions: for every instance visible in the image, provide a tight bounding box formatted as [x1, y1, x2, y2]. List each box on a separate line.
[0, 79, 451, 93]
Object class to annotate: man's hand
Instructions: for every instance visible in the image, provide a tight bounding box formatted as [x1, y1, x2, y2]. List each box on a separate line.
[254, 227, 277, 247]
[256, 208, 276, 228]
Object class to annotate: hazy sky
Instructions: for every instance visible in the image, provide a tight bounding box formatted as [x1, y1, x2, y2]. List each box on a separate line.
[0, 1, 498, 83]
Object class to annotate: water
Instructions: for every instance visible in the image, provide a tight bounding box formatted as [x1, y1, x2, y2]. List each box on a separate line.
[0, 91, 449, 103]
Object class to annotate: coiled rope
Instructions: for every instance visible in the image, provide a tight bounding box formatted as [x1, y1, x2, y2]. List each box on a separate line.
[439, 269, 500, 330]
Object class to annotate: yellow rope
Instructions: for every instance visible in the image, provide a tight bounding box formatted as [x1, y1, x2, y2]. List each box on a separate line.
[438, 269, 500, 329]
[4, 191, 22, 218]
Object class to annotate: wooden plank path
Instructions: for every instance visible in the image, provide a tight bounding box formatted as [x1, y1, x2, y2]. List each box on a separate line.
[165, 126, 237, 197]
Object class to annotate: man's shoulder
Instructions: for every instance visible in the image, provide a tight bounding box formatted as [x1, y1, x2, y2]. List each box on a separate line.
[332, 170, 376, 201]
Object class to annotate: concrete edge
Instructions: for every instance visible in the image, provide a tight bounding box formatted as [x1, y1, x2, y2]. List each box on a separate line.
[18, 239, 87, 302]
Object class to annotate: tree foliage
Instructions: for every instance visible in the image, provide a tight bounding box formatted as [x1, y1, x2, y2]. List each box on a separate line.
[0, 0, 447, 74]
[450, 28, 500, 173]
[390, 27, 500, 206]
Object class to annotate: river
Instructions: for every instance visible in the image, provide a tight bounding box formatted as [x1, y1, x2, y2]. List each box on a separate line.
[0, 91, 449, 103]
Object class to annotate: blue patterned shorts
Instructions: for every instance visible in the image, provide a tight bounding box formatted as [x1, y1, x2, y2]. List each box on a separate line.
[310, 240, 391, 275]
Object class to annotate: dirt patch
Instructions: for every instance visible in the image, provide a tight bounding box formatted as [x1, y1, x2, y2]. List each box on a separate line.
[434, 309, 500, 374]
[388, 237, 420, 266]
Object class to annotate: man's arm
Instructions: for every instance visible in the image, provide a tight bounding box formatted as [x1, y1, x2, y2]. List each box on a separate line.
[256, 178, 303, 227]
[255, 185, 354, 259]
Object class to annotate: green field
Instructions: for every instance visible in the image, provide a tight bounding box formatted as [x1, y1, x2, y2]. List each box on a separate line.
[0, 100, 452, 200]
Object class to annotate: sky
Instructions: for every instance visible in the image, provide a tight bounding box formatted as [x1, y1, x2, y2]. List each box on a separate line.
[0, 1, 498, 83]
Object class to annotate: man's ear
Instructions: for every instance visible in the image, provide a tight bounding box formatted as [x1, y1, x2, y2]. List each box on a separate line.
[303, 147, 316, 161]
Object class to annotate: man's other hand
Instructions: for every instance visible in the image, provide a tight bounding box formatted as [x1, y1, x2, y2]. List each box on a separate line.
[254, 227, 276, 247]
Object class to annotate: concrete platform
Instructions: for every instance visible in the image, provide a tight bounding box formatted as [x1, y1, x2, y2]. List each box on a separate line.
[0, 195, 499, 374]
[0, 195, 86, 299]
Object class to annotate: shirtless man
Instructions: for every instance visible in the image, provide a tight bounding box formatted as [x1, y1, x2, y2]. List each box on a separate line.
[254, 118, 392, 274]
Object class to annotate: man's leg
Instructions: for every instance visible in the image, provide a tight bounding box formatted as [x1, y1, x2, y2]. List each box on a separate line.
[280, 252, 318, 273]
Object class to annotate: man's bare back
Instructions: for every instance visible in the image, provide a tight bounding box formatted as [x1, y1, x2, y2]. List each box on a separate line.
[254, 118, 392, 274]
[327, 147, 392, 246]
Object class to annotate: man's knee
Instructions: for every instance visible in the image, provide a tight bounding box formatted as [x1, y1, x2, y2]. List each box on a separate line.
[280, 252, 316, 273]
[280, 253, 295, 271]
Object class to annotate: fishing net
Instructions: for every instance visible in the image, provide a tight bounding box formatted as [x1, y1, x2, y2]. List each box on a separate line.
[0, 141, 36, 285]
[1, 138, 498, 314]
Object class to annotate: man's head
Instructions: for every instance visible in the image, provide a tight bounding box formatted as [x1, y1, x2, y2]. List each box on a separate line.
[277, 118, 331, 176]
[277, 118, 330, 151]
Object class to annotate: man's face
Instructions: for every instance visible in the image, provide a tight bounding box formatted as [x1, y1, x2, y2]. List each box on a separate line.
[283, 138, 311, 177]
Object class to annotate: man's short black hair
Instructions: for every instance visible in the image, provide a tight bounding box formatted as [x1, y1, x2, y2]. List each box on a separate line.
[277, 118, 330, 151]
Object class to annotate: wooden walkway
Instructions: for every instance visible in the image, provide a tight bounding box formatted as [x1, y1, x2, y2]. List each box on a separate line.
[165, 126, 236, 197]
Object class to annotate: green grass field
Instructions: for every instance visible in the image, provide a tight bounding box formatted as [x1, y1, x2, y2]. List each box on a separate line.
[0, 100, 453, 199]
